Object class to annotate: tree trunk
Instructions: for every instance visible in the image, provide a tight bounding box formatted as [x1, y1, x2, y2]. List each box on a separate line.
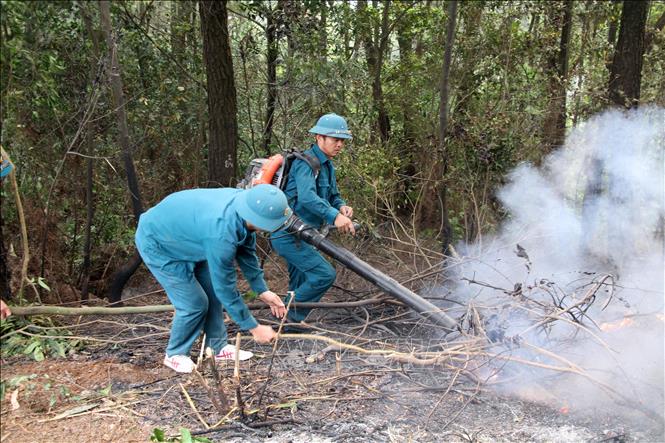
[320, 1, 328, 59]
[170, 1, 190, 65]
[607, 0, 621, 50]
[100, 1, 145, 304]
[437, 0, 458, 255]
[81, 3, 102, 301]
[133, 2, 150, 91]
[0, 150, 10, 300]
[645, 9, 665, 51]
[99, 1, 144, 219]
[262, 3, 279, 156]
[359, 0, 391, 143]
[608, 0, 649, 108]
[0, 18, 12, 300]
[572, 5, 591, 126]
[542, 0, 573, 152]
[200, 0, 239, 187]
[395, 2, 417, 215]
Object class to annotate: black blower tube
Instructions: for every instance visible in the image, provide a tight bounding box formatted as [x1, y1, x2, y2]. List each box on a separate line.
[282, 215, 458, 331]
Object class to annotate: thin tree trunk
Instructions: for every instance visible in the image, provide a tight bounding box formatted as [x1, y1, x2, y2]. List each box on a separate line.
[572, 5, 591, 126]
[437, 0, 458, 255]
[100, 0, 145, 304]
[319, 1, 328, 60]
[396, 2, 417, 215]
[0, 150, 11, 300]
[239, 36, 257, 157]
[542, 0, 573, 152]
[374, 0, 391, 142]
[645, 9, 665, 51]
[0, 147, 32, 300]
[81, 3, 102, 301]
[262, 3, 279, 156]
[359, 0, 391, 143]
[99, 0, 144, 220]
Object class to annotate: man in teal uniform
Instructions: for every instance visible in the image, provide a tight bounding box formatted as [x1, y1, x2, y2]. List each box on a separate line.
[271, 113, 356, 326]
[136, 184, 291, 373]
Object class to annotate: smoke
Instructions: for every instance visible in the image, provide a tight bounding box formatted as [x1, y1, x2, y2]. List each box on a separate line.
[451, 107, 665, 424]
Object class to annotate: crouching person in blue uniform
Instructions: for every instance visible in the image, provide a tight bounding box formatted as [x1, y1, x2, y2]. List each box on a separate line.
[136, 184, 291, 373]
[270, 113, 356, 327]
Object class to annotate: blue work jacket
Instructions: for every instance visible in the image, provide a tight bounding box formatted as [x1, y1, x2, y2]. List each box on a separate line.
[283, 143, 346, 227]
[135, 188, 267, 330]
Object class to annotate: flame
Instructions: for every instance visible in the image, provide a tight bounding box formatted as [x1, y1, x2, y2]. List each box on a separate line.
[599, 317, 634, 332]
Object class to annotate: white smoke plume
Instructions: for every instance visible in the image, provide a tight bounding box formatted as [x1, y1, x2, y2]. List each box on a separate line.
[451, 107, 665, 425]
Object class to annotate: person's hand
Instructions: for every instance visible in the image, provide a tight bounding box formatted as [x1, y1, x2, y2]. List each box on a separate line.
[0, 300, 11, 320]
[250, 324, 276, 344]
[259, 290, 286, 319]
[339, 205, 353, 218]
[334, 213, 356, 236]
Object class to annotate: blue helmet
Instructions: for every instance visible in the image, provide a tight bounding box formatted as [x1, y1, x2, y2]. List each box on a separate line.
[308, 113, 352, 139]
[236, 184, 292, 232]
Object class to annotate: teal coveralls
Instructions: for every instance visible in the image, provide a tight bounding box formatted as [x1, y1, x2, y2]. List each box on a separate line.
[270, 144, 345, 322]
[135, 188, 266, 357]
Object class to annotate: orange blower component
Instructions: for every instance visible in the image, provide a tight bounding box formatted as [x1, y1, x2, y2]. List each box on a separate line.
[252, 154, 284, 186]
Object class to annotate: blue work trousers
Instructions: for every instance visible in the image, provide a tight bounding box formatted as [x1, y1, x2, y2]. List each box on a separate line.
[137, 239, 228, 357]
[270, 232, 336, 322]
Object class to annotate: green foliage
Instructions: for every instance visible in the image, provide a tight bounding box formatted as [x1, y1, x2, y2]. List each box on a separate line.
[1, 0, 662, 293]
[1, 315, 82, 361]
[150, 428, 211, 443]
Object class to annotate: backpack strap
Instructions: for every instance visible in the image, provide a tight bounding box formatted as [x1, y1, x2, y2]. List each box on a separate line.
[292, 151, 321, 179]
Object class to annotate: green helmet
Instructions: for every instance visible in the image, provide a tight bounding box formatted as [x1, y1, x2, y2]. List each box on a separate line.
[308, 113, 352, 139]
[236, 184, 292, 232]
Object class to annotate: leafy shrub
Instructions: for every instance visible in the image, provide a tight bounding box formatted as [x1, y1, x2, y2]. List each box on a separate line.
[1, 315, 82, 361]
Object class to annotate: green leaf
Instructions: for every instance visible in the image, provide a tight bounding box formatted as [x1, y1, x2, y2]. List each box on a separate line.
[23, 341, 39, 354]
[37, 277, 51, 291]
[150, 428, 166, 442]
[180, 428, 193, 443]
[33, 347, 45, 362]
[98, 385, 112, 396]
[49, 339, 66, 358]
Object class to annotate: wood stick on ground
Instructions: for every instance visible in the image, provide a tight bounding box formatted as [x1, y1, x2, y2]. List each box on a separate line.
[179, 383, 209, 429]
[8, 297, 401, 316]
[205, 347, 230, 416]
[257, 292, 294, 414]
[193, 368, 227, 421]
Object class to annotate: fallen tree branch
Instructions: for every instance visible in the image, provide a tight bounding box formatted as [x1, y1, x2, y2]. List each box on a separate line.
[8, 297, 403, 316]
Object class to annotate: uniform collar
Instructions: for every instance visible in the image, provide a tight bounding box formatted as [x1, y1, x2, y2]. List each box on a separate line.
[310, 143, 330, 164]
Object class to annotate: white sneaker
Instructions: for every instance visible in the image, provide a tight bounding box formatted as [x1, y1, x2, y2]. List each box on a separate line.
[164, 355, 196, 373]
[215, 344, 254, 361]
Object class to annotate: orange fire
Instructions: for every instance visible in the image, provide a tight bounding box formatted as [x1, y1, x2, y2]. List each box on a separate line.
[599, 317, 634, 332]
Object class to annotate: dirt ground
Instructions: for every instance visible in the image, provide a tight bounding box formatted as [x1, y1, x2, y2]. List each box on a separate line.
[2, 308, 662, 443]
[1, 245, 664, 442]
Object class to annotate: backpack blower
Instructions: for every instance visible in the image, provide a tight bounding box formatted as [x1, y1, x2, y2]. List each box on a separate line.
[241, 150, 458, 331]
